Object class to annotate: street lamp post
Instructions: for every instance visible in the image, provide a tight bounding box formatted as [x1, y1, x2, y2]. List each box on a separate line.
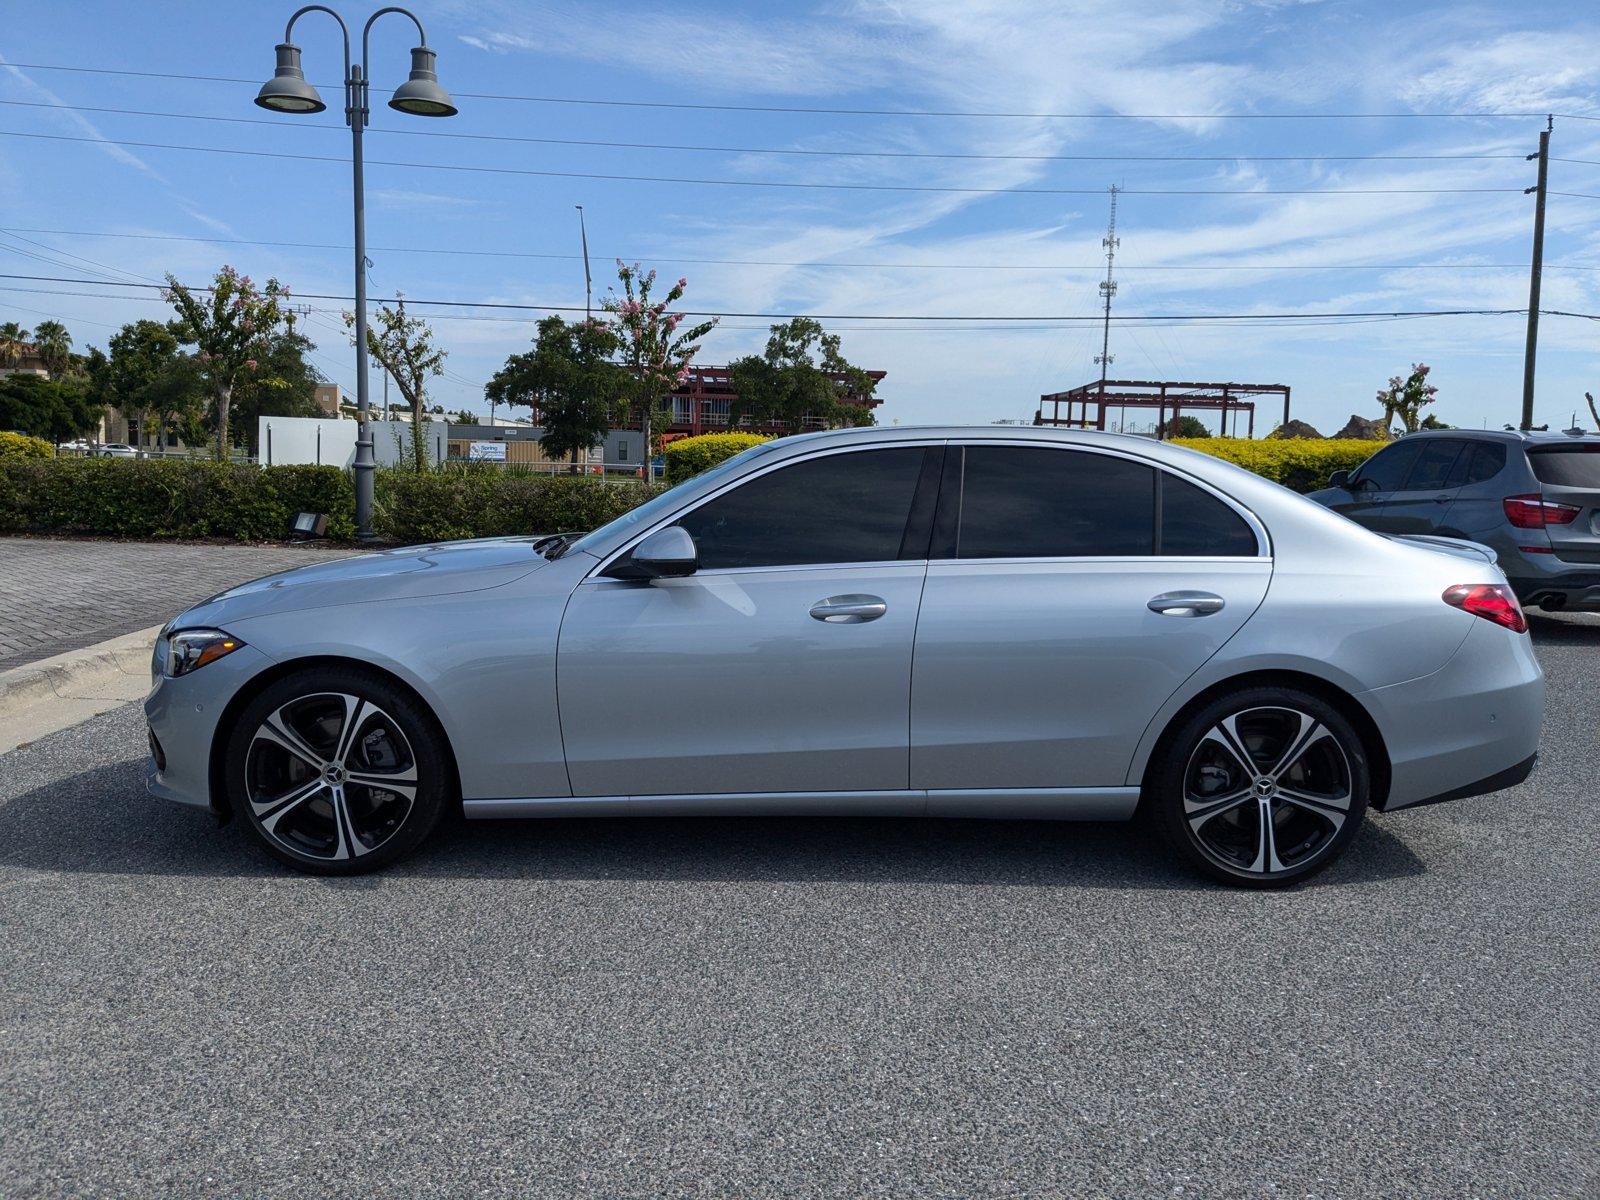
[255, 5, 456, 539]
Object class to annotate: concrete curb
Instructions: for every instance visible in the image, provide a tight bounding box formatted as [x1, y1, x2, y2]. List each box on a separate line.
[0, 626, 162, 753]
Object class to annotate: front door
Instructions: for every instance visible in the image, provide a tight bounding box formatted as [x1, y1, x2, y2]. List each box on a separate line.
[1330, 439, 1423, 529]
[557, 444, 939, 800]
[1368, 438, 1465, 534]
[911, 444, 1272, 794]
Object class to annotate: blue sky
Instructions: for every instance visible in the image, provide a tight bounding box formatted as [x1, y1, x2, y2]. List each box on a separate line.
[3, 0, 1600, 434]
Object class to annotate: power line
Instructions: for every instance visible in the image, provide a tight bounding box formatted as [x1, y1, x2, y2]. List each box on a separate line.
[0, 129, 1531, 197]
[0, 61, 1564, 121]
[0, 98, 1541, 165]
[0, 270, 1548, 321]
[8, 225, 1592, 275]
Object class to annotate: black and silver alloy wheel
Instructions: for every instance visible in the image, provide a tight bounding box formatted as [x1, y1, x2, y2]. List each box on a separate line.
[1152, 687, 1369, 887]
[226, 669, 449, 874]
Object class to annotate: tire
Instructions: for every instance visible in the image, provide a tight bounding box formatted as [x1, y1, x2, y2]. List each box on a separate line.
[224, 666, 451, 875]
[1147, 686, 1370, 888]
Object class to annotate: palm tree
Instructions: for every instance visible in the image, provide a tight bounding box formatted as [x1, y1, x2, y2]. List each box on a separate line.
[0, 321, 26, 371]
[32, 320, 72, 379]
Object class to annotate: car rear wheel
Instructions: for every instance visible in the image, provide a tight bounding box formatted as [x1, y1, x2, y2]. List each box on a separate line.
[224, 668, 451, 875]
[1149, 687, 1370, 888]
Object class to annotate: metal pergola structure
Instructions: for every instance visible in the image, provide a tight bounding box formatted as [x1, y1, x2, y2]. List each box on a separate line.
[1035, 379, 1292, 440]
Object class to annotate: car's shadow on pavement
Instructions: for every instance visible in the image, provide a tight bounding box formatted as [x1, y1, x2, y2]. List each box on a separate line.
[0, 757, 1427, 891]
[1526, 611, 1600, 643]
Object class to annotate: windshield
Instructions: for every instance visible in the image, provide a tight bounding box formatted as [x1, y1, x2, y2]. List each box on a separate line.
[1528, 444, 1600, 488]
[567, 443, 776, 557]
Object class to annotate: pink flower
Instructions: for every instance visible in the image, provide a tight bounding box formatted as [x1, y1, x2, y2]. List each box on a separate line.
[676, 277, 687, 289]
[245, 358, 259, 371]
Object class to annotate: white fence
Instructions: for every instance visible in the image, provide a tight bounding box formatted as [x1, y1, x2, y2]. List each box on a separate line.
[258, 417, 448, 468]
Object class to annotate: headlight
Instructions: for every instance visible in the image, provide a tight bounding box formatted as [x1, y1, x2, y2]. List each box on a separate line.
[166, 629, 245, 677]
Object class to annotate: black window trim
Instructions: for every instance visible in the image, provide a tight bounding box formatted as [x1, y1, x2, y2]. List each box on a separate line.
[929, 440, 1270, 563]
[1395, 437, 1467, 494]
[590, 439, 952, 579]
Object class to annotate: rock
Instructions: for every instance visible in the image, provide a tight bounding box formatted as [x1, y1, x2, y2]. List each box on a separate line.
[1269, 419, 1324, 439]
[1333, 415, 1390, 440]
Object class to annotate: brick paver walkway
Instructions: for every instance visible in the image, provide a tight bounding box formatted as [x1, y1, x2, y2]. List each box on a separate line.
[0, 538, 360, 671]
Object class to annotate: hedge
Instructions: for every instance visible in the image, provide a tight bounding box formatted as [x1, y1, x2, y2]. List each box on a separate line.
[663, 432, 771, 485]
[0, 458, 664, 543]
[0, 431, 51, 460]
[374, 467, 662, 542]
[1170, 437, 1384, 493]
[0, 458, 358, 540]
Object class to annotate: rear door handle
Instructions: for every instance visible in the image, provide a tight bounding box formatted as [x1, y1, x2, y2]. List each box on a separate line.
[810, 594, 888, 623]
[1148, 591, 1225, 617]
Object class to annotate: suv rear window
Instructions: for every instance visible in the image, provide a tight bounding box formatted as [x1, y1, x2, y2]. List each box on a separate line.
[1528, 445, 1600, 487]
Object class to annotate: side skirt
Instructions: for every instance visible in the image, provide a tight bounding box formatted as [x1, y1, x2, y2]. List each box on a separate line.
[463, 787, 1141, 821]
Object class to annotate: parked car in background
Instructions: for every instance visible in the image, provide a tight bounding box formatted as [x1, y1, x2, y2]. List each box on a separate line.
[144, 427, 1544, 888]
[56, 438, 93, 455]
[98, 443, 138, 458]
[1307, 429, 1600, 612]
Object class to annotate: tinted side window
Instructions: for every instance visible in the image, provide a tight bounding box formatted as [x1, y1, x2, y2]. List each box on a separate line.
[1159, 473, 1259, 556]
[1449, 442, 1507, 487]
[957, 447, 1155, 558]
[1355, 441, 1422, 491]
[677, 447, 925, 569]
[1400, 439, 1464, 491]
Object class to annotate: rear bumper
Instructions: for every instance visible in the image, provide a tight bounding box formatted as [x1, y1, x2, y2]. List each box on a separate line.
[1505, 571, 1600, 612]
[1359, 619, 1544, 812]
[1397, 752, 1537, 811]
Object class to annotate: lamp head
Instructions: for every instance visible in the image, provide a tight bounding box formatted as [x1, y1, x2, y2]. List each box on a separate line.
[255, 43, 326, 114]
[389, 46, 457, 117]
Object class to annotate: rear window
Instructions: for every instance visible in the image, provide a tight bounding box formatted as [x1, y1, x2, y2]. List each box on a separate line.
[1528, 445, 1600, 487]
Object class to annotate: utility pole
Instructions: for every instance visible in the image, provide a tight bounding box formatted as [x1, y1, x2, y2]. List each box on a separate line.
[1521, 115, 1552, 431]
[1095, 185, 1119, 430]
[576, 205, 593, 322]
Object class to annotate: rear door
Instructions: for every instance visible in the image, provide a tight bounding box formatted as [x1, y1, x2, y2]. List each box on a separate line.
[1527, 443, 1600, 564]
[1370, 438, 1467, 533]
[909, 443, 1271, 798]
[1330, 439, 1423, 528]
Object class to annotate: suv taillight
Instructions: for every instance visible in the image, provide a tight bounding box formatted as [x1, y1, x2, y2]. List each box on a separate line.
[1443, 583, 1528, 633]
[1503, 494, 1581, 528]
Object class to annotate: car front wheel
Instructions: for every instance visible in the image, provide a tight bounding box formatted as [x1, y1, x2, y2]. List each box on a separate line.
[1150, 687, 1370, 888]
[224, 667, 451, 875]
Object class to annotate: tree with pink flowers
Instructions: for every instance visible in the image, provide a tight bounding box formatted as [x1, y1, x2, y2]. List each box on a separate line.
[1376, 362, 1439, 434]
[603, 262, 718, 482]
[164, 265, 291, 460]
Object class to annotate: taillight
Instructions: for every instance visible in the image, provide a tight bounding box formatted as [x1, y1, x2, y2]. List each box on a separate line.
[1503, 494, 1580, 528]
[1443, 583, 1528, 633]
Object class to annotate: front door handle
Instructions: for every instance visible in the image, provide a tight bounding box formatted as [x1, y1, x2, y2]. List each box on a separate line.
[810, 594, 888, 623]
[1148, 591, 1225, 617]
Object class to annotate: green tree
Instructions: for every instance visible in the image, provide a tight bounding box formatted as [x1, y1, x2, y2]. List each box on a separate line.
[104, 320, 184, 449]
[604, 263, 717, 482]
[0, 322, 27, 371]
[229, 327, 322, 456]
[486, 316, 629, 470]
[1377, 363, 1439, 434]
[31, 320, 72, 379]
[726, 318, 878, 433]
[345, 299, 445, 471]
[1164, 415, 1211, 438]
[164, 265, 291, 460]
[454, 409, 479, 425]
[0, 373, 103, 444]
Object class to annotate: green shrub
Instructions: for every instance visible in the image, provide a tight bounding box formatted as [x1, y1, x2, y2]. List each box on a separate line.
[1170, 437, 1384, 493]
[0, 431, 51, 460]
[663, 432, 771, 485]
[0, 458, 353, 540]
[374, 468, 662, 543]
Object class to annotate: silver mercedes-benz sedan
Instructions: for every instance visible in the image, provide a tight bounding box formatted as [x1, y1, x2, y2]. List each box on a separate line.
[145, 426, 1544, 887]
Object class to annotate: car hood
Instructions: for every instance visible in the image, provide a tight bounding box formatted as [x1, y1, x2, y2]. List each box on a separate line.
[171, 536, 554, 628]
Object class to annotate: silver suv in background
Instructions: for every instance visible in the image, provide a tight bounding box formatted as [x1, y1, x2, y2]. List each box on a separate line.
[1308, 430, 1600, 612]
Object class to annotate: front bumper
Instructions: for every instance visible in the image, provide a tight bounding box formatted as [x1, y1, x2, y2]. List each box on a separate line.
[144, 642, 275, 811]
[1360, 619, 1544, 812]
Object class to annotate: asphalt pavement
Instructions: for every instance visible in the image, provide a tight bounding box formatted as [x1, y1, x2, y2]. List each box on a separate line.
[1, 613, 1597, 1199]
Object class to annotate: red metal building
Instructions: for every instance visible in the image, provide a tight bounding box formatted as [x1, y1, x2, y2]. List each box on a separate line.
[647, 364, 888, 439]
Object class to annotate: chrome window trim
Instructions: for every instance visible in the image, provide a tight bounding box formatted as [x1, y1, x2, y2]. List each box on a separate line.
[585, 435, 1272, 580]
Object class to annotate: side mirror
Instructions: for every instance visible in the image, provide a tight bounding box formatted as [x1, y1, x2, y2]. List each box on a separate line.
[1328, 470, 1350, 489]
[615, 525, 698, 580]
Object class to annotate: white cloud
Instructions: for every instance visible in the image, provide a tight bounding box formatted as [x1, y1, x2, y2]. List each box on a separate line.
[1400, 31, 1600, 116]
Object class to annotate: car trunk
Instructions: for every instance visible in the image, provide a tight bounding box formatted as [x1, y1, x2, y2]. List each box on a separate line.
[1528, 443, 1600, 563]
